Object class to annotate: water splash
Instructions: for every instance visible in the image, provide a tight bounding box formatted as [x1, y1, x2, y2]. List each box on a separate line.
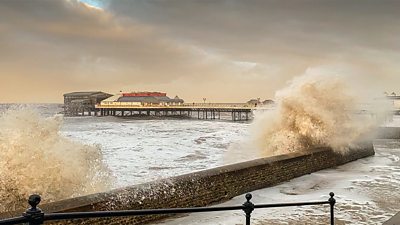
[0, 107, 112, 212]
[250, 72, 390, 157]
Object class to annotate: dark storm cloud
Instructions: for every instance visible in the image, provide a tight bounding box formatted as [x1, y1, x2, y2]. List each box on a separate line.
[108, 0, 400, 58]
[0, 0, 195, 76]
[107, 0, 400, 95]
[107, 0, 400, 97]
[0, 0, 399, 102]
[0, 0, 243, 102]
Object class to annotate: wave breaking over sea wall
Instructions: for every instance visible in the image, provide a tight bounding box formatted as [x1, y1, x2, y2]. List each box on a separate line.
[249, 71, 391, 157]
[0, 108, 112, 212]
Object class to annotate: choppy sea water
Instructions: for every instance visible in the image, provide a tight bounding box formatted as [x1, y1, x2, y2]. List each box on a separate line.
[62, 116, 250, 188]
[0, 104, 250, 189]
[158, 119, 400, 225]
[1, 104, 399, 224]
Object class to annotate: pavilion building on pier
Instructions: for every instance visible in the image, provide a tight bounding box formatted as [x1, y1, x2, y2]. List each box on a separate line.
[101, 92, 184, 107]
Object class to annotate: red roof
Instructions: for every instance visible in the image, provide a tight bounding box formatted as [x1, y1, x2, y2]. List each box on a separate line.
[122, 92, 167, 97]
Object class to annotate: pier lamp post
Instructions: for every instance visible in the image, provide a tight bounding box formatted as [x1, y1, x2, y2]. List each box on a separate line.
[203, 98, 206, 104]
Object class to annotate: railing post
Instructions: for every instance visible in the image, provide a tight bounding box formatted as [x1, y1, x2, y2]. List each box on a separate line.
[328, 192, 336, 225]
[23, 195, 44, 225]
[242, 193, 254, 225]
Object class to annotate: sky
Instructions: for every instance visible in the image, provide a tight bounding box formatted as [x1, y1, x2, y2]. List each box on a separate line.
[0, 0, 399, 103]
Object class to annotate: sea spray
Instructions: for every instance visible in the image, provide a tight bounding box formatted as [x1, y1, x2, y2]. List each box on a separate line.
[248, 72, 390, 157]
[0, 108, 112, 212]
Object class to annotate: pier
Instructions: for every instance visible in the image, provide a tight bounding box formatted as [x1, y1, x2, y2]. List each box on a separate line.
[63, 91, 274, 121]
[95, 103, 264, 121]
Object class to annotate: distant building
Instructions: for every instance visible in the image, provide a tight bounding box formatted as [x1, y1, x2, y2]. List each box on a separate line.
[64, 91, 112, 116]
[262, 99, 275, 105]
[100, 92, 184, 106]
[246, 98, 274, 106]
[386, 94, 400, 109]
[247, 99, 260, 105]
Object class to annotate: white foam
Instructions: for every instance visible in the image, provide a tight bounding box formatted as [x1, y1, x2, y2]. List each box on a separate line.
[158, 139, 400, 224]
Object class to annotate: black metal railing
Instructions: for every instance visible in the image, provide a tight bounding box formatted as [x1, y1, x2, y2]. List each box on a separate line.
[0, 192, 336, 225]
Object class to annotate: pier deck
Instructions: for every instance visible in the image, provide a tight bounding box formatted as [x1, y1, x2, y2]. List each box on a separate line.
[94, 103, 270, 121]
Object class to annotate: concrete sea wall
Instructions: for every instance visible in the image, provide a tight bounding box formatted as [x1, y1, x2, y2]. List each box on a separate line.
[1, 144, 374, 224]
[377, 127, 400, 139]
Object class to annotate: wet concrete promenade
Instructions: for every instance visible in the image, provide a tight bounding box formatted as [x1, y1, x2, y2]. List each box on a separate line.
[384, 212, 400, 225]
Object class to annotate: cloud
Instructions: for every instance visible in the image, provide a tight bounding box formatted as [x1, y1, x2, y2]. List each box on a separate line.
[108, 0, 400, 79]
[0, 0, 399, 103]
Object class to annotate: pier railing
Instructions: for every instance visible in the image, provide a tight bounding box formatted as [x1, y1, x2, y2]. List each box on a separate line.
[0, 192, 336, 225]
[96, 102, 257, 109]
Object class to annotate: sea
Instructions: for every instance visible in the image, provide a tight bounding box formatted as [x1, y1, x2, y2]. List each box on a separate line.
[61, 108, 251, 188]
[0, 104, 251, 194]
[0, 103, 399, 224]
